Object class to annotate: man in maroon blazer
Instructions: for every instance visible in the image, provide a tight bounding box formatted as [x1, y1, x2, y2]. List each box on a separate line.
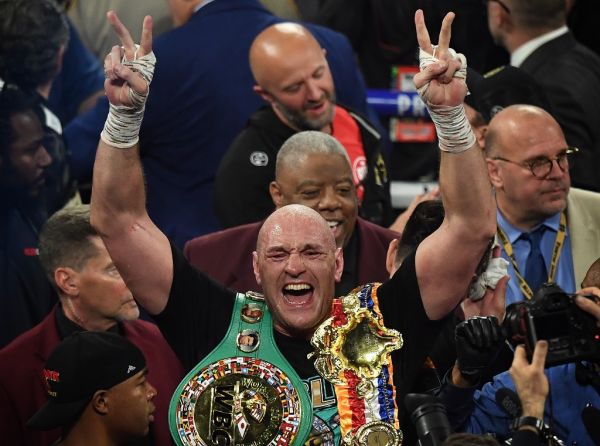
[185, 131, 398, 296]
[0, 205, 184, 446]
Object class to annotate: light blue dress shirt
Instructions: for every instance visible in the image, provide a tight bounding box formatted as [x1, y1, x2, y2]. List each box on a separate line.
[466, 363, 599, 445]
[497, 210, 576, 306]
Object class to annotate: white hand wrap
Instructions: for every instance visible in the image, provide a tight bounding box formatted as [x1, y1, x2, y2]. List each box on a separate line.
[417, 47, 476, 153]
[100, 48, 156, 149]
[468, 255, 509, 301]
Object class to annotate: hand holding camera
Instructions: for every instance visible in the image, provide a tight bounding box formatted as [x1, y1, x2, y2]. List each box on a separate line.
[509, 341, 549, 421]
[576, 286, 600, 324]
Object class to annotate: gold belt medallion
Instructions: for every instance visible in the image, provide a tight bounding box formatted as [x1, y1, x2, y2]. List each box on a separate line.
[310, 284, 403, 446]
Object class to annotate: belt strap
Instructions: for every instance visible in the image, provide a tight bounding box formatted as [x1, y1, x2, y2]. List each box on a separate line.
[169, 291, 313, 446]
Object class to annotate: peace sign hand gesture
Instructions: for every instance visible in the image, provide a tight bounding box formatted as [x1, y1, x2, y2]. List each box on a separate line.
[103, 11, 154, 109]
[100, 11, 155, 148]
[413, 10, 467, 108]
[412, 10, 475, 153]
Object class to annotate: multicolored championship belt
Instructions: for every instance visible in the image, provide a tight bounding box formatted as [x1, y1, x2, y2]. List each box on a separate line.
[309, 283, 404, 446]
[169, 292, 313, 446]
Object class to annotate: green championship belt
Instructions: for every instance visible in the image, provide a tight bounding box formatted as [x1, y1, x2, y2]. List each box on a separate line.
[169, 291, 313, 446]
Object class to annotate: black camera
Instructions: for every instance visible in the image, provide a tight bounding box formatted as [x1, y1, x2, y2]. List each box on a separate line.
[405, 393, 452, 446]
[503, 283, 600, 367]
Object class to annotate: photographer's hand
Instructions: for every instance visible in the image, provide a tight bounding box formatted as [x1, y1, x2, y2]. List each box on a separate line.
[576, 287, 600, 323]
[510, 341, 548, 422]
[452, 316, 505, 387]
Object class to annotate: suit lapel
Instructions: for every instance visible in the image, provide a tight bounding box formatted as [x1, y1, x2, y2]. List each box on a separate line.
[567, 189, 600, 287]
[520, 32, 575, 74]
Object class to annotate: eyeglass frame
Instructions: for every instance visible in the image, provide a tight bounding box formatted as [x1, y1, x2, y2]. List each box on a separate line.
[483, 0, 511, 14]
[491, 147, 579, 179]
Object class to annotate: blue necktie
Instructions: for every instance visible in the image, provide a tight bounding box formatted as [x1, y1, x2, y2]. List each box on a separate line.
[522, 226, 547, 295]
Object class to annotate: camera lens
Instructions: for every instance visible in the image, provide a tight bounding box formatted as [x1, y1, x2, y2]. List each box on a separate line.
[502, 303, 527, 346]
[405, 393, 452, 446]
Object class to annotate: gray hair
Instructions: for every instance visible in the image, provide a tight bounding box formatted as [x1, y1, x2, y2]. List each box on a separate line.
[275, 131, 349, 179]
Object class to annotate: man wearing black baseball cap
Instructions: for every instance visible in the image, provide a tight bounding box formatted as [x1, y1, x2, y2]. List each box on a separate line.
[28, 331, 157, 446]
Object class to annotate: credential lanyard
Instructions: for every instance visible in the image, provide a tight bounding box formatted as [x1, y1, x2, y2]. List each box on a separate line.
[497, 211, 567, 300]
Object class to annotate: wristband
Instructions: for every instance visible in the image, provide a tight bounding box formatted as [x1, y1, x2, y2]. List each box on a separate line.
[417, 47, 476, 153]
[100, 49, 156, 149]
[510, 416, 545, 436]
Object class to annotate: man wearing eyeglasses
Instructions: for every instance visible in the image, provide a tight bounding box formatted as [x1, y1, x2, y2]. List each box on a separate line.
[485, 104, 600, 305]
[484, 0, 600, 192]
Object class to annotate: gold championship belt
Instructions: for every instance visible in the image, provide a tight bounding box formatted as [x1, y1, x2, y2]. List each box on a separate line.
[309, 283, 403, 446]
[169, 292, 313, 446]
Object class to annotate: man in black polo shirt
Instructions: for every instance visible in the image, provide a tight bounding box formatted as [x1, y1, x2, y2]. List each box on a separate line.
[185, 130, 397, 297]
[214, 22, 391, 228]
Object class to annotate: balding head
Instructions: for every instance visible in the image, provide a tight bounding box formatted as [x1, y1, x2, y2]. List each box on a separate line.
[257, 204, 336, 254]
[485, 105, 564, 158]
[253, 204, 342, 338]
[485, 105, 571, 230]
[249, 23, 335, 132]
[250, 23, 321, 87]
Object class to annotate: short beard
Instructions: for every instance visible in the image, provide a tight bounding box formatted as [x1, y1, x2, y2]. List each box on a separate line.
[274, 94, 336, 131]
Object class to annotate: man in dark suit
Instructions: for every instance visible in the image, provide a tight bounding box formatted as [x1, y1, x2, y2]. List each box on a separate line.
[485, 0, 600, 191]
[64, 0, 374, 247]
[185, 131, 398, 296]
